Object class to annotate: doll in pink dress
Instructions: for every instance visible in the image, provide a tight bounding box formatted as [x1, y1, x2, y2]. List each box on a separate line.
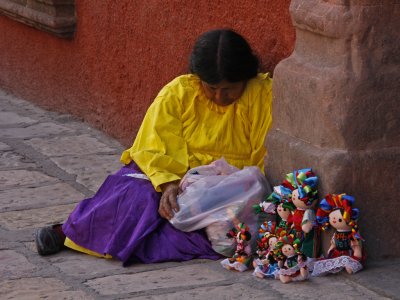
[313, 193, 365, 276]
[221, 223, 252, 272]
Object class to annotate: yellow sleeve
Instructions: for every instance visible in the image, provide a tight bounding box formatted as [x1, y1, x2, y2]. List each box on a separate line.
[120, 86, 189, 192]
[249, 76, 273, 173]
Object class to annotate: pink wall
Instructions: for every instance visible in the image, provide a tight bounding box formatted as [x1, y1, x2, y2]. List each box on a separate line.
[0, 1, 295, 146]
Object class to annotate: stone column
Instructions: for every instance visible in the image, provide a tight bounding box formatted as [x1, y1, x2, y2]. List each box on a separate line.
[265, 0, 400, 259]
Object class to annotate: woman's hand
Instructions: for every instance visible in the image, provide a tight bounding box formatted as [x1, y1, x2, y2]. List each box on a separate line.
[158, 181, 180, 220]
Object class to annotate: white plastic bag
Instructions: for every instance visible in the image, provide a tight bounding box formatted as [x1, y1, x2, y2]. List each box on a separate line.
[169, 158, 271, 256]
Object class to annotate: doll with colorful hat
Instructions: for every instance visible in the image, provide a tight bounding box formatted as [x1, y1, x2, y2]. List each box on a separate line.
[221, 223, 252, 272]
[284, 168, 320, 259]
[273, 233, 310, 283]
[312, 193, 365, 276]
[252, 221, 282, 278]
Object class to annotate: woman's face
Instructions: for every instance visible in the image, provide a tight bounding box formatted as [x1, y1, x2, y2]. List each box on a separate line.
[201, 80, 246, 106]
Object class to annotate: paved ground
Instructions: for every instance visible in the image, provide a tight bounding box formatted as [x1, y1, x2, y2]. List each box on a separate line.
[1, 89, 399, 300]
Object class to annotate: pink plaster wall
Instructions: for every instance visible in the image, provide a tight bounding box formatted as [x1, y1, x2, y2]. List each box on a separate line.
[0, 1, 295, 146]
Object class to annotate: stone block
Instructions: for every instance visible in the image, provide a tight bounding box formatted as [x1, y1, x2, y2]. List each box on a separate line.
[85, 264, 226, 295]
[0, 151, 36, 170]
[0, 170, 58, 189]
[0, 182, 83, 211]
[266, 130, 400, 258]
[51, 154, 121, 191]
[266, 0, 400, 258]
[48, 252, 124, 277]
[0, 250, 36, 279]
[0, 277, 92, 299]
[0, 122, 73, 139]
[131, 283, 277, 300]
[0, 203, 76, 230]
[25, 135, 116, 157]
[0, 111, 36, 125]
[48, 251, 188, 278]
[0, 142, 11, 151]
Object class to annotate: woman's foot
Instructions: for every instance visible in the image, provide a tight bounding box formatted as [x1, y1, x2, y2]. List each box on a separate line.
[35, 224, 66, 256]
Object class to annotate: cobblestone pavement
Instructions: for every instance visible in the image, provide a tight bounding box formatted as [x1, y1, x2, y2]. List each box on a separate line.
[1, 90, 399, 300]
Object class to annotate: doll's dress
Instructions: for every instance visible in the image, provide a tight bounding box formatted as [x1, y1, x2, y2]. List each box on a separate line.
[276, 255, 311, 281]
[312, 230, 363, 276]
[289, 209, 320, 259]
[221, 244, 252, 272]
[221, 254, 252, 272]
[253, 254, 278, 278]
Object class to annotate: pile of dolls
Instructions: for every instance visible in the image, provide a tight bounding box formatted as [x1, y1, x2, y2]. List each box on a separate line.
[220, 168, 366, 283]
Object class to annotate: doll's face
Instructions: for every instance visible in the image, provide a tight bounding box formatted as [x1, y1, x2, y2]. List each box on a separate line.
[282, 244, 295, 257]
[268, 237, 278, 249]
[277, 203, 291, 220]
[291, 189, 315, 209]
[329, 209, 352, 231]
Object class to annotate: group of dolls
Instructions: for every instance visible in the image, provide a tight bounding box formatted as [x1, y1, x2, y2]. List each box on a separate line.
[220, 168, 365, 283]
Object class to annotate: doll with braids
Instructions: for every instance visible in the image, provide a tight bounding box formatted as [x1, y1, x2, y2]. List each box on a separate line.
[252, 221, 282, 278]
[313, 193, 365, 276]
[274, 234, 310, 283]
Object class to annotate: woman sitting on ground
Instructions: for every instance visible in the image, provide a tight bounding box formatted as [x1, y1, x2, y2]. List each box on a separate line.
[35, 28, 273, 265]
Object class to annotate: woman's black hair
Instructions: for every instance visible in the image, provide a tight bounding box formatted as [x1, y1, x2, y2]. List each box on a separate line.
[189, 29, 259, 84]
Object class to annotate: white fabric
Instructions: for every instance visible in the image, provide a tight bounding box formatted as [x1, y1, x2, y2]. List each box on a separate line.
[123, 173, 150, 180]
[312, 256, 363, 276]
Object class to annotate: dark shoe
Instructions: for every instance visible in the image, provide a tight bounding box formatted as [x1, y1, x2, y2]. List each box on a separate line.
[35, 224, 65, 256]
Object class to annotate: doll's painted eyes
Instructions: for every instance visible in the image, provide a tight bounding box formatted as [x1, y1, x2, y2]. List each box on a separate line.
[338, 218, 342, 222]
[283, 208, 287, 211]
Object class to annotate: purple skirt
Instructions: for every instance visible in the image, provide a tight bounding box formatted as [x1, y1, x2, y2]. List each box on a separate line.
[62, 162, 221, 265]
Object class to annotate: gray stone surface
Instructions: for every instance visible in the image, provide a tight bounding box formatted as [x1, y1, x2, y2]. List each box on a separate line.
[0, 151, 36, 170]
[0, 170, 58, 189]
[0, 111, 36, 125]
[130, 284, 277, 300]
[0, 277, 92, 300]
[0, 122, 73, 139]
[51, 154, 122, 191]
[85, 264, 227, 295]
[0, 182, 84, 212]
[25, 135, 116, 157]
[0, 142, 12, 151]
[0, 250, 36, 279]
[0, 90, 398, 300]
[0, 203, 77, 230]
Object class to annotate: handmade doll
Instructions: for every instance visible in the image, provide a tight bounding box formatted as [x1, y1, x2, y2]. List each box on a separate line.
[312, 193, 365, 276]
[253, 221, 281, 278]
[284, 169, 320, 258]
[254, 185, 295, 231]
[220, 223, 252, 272]
[274, 234, 310, 283]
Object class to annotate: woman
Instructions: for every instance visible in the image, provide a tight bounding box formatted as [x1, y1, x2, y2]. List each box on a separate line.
[35, 29, 273, 265]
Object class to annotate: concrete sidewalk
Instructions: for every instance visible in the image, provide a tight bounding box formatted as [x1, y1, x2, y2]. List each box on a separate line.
[0, 90, 399, 300]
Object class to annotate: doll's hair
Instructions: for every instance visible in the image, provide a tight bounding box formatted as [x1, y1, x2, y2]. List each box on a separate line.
[265, 187, 296, 212]
[316, 194, 361, 234]
[273, 234, 302, 258]
[226, 222, 252, 241]
[282, 168, 318, 206]
[189, 29, 259, 84]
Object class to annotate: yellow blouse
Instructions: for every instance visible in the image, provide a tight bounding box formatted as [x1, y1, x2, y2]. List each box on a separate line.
[120, 73, 272, 192]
